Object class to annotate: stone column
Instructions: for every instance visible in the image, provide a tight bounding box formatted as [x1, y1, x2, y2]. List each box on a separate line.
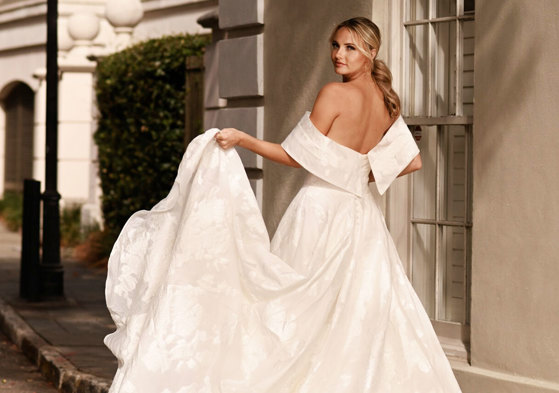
[57, 12, 99, 217]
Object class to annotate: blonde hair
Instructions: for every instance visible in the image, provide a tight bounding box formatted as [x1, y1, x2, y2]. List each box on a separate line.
[331, 17, 401, 118]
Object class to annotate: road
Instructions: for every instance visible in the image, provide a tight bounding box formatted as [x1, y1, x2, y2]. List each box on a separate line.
[0, 330, 58, 392]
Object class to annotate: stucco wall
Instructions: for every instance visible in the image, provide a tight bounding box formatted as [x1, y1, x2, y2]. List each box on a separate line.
[134, 0, 215, 39]
[472, 0, 559, 386]
[262, 0, 373, 234]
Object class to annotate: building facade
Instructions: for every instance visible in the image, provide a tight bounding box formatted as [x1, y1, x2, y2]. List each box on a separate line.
[204, 0, 559, 392]
[1, 0, 558, 390]
[0, 0, 215, 224]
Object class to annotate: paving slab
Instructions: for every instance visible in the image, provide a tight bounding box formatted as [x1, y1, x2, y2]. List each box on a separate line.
[0, 222, 116, 392]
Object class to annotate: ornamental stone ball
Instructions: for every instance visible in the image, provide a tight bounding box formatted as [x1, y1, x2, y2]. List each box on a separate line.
[58, 21, 74, 52]
[67, 13, 100, 42]
[105, 0, 143, 28]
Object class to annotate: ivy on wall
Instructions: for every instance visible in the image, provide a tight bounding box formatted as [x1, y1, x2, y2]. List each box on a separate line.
[94, 34, 209, 239]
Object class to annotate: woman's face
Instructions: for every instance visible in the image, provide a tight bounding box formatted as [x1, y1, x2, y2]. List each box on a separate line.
[331, 27, 372, 80]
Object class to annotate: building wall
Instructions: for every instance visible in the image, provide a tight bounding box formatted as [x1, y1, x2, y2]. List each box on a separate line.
[199, 0, 265, 210]
[209, 1, 559, 390]
[0, 0, 212, 221]
[134, 0, 215, 40]
[262, 0, 373, 235]
[463, 0, 559, 390]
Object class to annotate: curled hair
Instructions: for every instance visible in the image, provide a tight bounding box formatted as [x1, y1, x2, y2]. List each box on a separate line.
[331, 17, 401, 118]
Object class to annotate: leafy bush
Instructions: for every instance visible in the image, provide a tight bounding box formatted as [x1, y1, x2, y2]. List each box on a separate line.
[74, 228, 114, 268]
[60, 204, 95, 247]
[0, 191, 23, 231]
[94, 34, 209, 239]
[0, 192, 98, 250]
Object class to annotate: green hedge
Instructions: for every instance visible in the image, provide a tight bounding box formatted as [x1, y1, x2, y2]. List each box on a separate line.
[0, 190, 22, 231]
[94, 34, 209, 238]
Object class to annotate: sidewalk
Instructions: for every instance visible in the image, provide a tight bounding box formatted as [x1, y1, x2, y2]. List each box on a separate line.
[0, 222, 116, 392]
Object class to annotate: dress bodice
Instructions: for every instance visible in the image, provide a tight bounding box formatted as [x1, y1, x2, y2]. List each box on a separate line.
[281, 112, 419, 196]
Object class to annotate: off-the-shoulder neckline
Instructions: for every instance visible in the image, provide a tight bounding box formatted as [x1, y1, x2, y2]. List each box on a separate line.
[303, 111, 402, 157]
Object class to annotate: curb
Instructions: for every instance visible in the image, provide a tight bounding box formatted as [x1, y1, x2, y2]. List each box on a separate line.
[0, 298, 111, 393]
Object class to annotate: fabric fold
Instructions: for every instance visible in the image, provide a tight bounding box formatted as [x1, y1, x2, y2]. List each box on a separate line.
[366, 116, 420, 195]
[281, 112, 370, 197]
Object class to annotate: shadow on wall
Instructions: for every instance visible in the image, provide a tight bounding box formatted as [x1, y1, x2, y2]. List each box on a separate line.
[263, 0, 372, 234]
[473, 2, 541, 170]
[470, 1, 559, 384]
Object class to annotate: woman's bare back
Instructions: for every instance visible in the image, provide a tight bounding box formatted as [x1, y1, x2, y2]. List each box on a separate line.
[310, 80, 395, 154]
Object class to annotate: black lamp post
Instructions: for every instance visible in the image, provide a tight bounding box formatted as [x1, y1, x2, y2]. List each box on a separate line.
[40, 0, 64, 297]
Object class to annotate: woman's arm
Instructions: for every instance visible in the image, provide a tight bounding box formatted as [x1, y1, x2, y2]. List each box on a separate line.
[368, 153, 422, 182]
[215, 83, 341, 168]
[215, 128, 301, 168]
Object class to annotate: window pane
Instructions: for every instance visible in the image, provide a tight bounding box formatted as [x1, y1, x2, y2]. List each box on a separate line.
[434, 21, 457, 116]
[406, 24, 430, 116]
[409, 0, 430, 21]
[412, 126, 437, 220]
[436, 0, 456, 17]
[440, 225, 466, 323]
[412, 223, 436, 318]
[464, 0, 475, 12]
[441, 126, 466, 221]
[404, 0, 474, 333]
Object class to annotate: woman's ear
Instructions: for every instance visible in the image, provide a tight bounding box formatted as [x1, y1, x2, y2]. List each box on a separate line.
[371, 48, 378, 60]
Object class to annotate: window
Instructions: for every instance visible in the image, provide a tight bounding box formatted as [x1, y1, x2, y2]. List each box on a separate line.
[403, 0, 474, 360]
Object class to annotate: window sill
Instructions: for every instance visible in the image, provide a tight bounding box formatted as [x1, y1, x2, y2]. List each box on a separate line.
[432, 319, 470, 363]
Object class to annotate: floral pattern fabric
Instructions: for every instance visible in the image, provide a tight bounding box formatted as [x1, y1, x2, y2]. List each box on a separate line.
[104, 113, 462, 393]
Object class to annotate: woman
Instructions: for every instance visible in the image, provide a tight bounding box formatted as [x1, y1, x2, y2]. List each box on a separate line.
[104, 17, 463, 392]
[215, 18, 422, 177]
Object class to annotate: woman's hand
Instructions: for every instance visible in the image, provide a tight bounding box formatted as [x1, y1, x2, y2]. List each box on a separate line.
[214, 127, 301, 167]
[215, 128, 244, 149]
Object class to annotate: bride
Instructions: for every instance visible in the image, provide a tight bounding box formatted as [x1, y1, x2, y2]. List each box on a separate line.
[104, 17, 463, 393]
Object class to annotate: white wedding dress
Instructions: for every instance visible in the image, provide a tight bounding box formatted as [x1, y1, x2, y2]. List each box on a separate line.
[104, 112, 462, 393]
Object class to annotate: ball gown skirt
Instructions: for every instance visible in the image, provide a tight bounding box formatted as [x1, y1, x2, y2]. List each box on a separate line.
[103, 112, 463, 392]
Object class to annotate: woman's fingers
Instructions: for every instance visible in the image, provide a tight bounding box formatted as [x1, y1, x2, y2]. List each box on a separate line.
[214, 128, 238, 149]
[215, 130, 228, 149]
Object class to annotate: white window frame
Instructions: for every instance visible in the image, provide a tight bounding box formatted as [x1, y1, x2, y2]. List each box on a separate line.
[409, 124, 472, 361]
[403, 0, 474, 121]
[381, 0, 474, 362]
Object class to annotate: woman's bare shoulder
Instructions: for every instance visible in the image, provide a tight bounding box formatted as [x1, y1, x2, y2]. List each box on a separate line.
[317, 82, 357, 100]
[310, 83, 354, 135]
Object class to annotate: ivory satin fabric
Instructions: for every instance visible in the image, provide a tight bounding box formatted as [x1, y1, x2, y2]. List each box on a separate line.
[104, 112, 462, 393]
